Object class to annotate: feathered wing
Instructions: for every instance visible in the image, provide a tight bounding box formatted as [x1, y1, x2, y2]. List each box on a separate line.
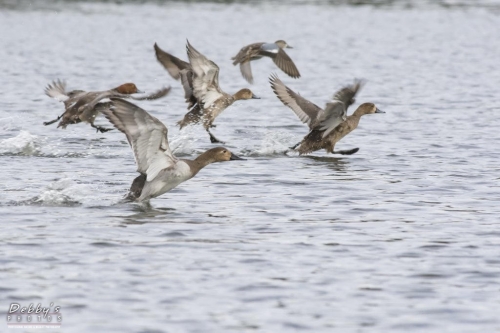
[101, 98, 178, 182]
[317, 80, 364, 137]
[154, 43, 191, 80]
[269, 73, 322, 129]
[317, 102, 346, 137]
[271, 49, 300, 79]
[186, 40, 224, 108]
[131, 86, 171, 101]
[179, 69, 198, 109]
[45, 79, 69, 102]
[239, 61, 253, 84]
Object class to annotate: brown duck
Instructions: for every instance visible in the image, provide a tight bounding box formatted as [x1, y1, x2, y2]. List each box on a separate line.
[269, 74, 385, 155]
[232, 40, 300, 84]
[44, 80, 170, 132]
[101, 98, 244, 202]
[154, 41, 260, 143]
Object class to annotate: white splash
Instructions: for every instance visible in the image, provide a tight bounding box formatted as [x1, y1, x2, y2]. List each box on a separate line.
[252, 131, 301, 156]
[31, 178, 104, 206]
[0, 131, 40, 155]
[170, 125, 204, 155]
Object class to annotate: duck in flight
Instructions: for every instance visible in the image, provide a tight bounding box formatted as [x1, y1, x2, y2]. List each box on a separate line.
[154, 41, 260, 143]
[269, 74, 385, 155]
[44, 80, 170, 133]
[232, 40, 300, 84]
[101, 98, 244, 202]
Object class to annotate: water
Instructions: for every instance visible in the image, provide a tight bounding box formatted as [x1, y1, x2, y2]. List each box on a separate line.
[1, 1, 500, 332]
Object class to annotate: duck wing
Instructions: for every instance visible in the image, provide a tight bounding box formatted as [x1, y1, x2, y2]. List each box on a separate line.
[102, 98, 178, 182]
[130, 86, 171, 101]
[179, 69, 198, 109]
[186, 40, 224, 108]
[269, 73, 322, 129]
[239, 61, 254, 84]
[259, 44, 300, 79]
[45, 79, 68, 102]
[317, 80, 364, 137]
[154, 43, 191, 80]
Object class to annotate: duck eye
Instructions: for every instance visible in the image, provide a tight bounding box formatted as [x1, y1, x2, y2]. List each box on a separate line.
[223, 150, 227, 153]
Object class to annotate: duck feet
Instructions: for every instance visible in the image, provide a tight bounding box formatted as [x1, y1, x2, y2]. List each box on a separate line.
[43, 115, 62, 126]
[290, 141, 301, 150]
[92, 124, 113, 133]
[208, 131, 225, 144]
[333, 148, 359, 155]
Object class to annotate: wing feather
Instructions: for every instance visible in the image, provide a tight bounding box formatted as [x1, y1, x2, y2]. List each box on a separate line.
[154, 43, 191, 80]
[101, 98, 177, 181]
[186, 40, 224, 108]
[239, 61, 253, 84]
[269, 73, 322, 129]
[272, 49, 300, 79]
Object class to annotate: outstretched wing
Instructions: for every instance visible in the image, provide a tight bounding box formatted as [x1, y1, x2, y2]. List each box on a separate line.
[45, 79, 68, 102]
[131, 86, 171, 101]
[101, 98, 178, 182]
[154, 43, 191, 80]
[186, 40, 224, 108]
[269, 73, 322, 129]
[271, 48, 301, 79]
[239, 61, 253, 84]
[179, 69, 198, 109]
[317, 80, 364, 137]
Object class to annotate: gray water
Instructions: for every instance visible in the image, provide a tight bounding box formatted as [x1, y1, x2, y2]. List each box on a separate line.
[1, 1, 500, 332]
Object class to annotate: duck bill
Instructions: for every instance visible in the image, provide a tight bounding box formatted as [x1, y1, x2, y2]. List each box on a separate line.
[229, 153, 245, 161]
[135, 89, 145, 94]
[375, 108, 385, 114]
[251, 94, 260, 99]
[286, 45, 293, 49]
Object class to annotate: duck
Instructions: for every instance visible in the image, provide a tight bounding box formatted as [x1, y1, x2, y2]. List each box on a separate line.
[154, 41, 260, 143]
[100, 98, 244, 202]
[269, 74, 385, 155]
[44, 80, 171, 133]
[232, 40, 300, 84]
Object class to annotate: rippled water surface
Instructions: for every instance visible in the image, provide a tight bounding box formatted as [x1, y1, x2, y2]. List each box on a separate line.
[1, 1, 500, 332]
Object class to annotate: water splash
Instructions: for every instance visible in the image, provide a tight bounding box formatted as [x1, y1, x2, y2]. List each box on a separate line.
[251, 131, 301, 156]
[18, 178, 109, 207]
[0, 131, 40, 156]
[170, 125, 205, 156]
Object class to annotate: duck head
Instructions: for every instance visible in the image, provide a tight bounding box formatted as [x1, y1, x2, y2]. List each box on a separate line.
[234, 88, 260, 101]
[354, 103, 385, 116]
[275, 40, 292, 49]
[196, 147, 245, 165]
[113, 83, 144, 95]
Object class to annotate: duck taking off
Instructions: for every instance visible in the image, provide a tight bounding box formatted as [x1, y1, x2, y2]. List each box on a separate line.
[44, 80, 170, 133]
[232, 40, 300, 84]
[101, 98, 244, 202]
[154, 41, 260, 144]
[269, 74, 385, 155]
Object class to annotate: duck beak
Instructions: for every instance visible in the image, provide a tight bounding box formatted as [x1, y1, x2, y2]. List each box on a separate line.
[229, 153, 245, 161]
[136, 89, 145, 94]
[251, 94, 260, 99]
[375, 108, 385, 114]
[286, 45, 293, 49]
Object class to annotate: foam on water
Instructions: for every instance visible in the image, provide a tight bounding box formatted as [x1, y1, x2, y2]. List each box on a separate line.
[0, 130, 41, 156]
[18, 177, 115, 207]
[250, 130, 302, 156]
